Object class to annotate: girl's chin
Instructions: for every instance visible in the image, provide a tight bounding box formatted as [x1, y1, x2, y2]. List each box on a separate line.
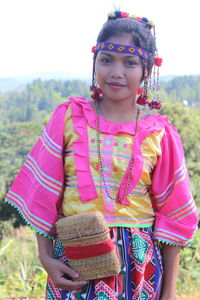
[102, 93, 136, 102]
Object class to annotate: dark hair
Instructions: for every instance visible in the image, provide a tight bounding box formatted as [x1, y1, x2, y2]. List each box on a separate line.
[92, 16, 156, 78]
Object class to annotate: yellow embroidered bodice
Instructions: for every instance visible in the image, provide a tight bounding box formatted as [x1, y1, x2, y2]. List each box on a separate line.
[62, 100, 164, 227]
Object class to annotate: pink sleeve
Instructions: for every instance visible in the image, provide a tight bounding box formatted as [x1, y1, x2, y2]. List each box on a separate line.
[151, 122, 198, 247]
[5, 101, 71, 239]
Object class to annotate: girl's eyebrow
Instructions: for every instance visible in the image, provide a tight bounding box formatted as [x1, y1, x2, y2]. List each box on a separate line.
[99, 51, 113, 57]
[99, 51, 138, 59]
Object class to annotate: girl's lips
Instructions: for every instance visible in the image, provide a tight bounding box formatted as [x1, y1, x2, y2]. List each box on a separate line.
[106, 82, 126, 89]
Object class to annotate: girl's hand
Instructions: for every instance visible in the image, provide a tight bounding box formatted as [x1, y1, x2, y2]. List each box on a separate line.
[36, 234, 88, 290]
[42, 256, 88, 290]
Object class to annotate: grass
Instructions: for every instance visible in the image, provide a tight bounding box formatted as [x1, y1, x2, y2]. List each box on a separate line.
[177, 228, 200, 295]
[0, 223, 47, 297]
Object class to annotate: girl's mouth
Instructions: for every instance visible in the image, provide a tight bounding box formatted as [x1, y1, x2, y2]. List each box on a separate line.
[106, 82, 126, 89]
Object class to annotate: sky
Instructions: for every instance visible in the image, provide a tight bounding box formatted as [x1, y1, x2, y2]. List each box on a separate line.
[0, 0, 200, 79]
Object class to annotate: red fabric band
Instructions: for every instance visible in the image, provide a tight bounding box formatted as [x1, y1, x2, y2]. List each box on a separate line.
[64, 239, 114, 259]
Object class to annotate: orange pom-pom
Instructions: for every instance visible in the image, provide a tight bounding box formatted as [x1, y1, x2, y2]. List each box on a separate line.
[154, 57, 163, 67]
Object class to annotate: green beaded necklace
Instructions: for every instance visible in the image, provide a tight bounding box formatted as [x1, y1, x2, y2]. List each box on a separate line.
[95, 100, 140, 202]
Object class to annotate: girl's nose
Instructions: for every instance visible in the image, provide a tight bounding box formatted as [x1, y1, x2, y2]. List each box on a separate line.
[110, 63, 125, 78]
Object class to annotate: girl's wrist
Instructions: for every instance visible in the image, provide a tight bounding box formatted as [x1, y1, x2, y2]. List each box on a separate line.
[39, 252, 54, 267]
[160, 285, 176, 298]
[40, 255, 54, 270]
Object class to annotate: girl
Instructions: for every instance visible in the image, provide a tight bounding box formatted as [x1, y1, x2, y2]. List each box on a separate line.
[5, 10, 198, 300]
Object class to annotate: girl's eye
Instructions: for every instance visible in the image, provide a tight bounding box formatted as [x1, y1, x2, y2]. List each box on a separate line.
[101, 58, 111, 64]
[126, 60, 137, 66]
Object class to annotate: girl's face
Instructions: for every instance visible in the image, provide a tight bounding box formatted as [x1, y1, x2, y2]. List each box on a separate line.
[95, 34, 143, 104]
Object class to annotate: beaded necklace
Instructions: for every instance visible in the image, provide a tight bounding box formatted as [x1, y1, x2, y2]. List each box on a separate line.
[95, 100, 140, 202]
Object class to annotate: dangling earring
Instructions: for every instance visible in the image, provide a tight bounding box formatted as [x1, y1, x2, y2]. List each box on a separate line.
[90, 56, 103, 101]
[136, 59, 162, 110]
[136, 62, 150, 106]
[148, 26, 162, 110]
[148, 57, 162, 110]
[90, 81, 103, 101]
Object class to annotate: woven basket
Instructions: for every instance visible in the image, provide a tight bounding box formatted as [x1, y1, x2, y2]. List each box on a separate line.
[56, 211, 121, 281]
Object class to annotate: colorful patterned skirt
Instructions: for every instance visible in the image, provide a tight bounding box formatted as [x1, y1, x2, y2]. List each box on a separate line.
[46, 227, 163, 300]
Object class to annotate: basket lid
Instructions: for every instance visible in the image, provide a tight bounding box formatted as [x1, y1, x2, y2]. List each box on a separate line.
[56, 211, 109, 240]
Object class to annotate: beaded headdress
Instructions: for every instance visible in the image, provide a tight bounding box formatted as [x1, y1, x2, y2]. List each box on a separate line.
[90, 10, 163, 110]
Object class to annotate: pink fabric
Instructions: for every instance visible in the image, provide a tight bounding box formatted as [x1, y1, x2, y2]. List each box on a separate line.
[71, 98, 98, 202]
[5, 102, 70, 238]
[150, 123, 198, 246]
[5, 97, 198, 245]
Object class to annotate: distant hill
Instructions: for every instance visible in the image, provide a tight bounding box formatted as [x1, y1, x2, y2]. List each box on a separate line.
[0, 72, 90, 93]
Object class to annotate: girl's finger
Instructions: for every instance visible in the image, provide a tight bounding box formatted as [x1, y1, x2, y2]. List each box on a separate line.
[59, 263, 79, 279]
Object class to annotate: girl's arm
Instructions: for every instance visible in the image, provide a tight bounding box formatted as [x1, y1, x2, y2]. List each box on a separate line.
[160, 244, 181, 300]
[36, 233, 88, 290]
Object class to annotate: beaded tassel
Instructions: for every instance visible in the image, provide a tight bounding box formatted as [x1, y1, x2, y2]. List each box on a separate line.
[136, 62, 150, 106]
[149, 26, 162, 110]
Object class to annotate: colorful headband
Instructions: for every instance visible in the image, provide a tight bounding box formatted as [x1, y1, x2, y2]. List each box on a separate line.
[92, 42, 151, 60]
[107, 11, 155, 28]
